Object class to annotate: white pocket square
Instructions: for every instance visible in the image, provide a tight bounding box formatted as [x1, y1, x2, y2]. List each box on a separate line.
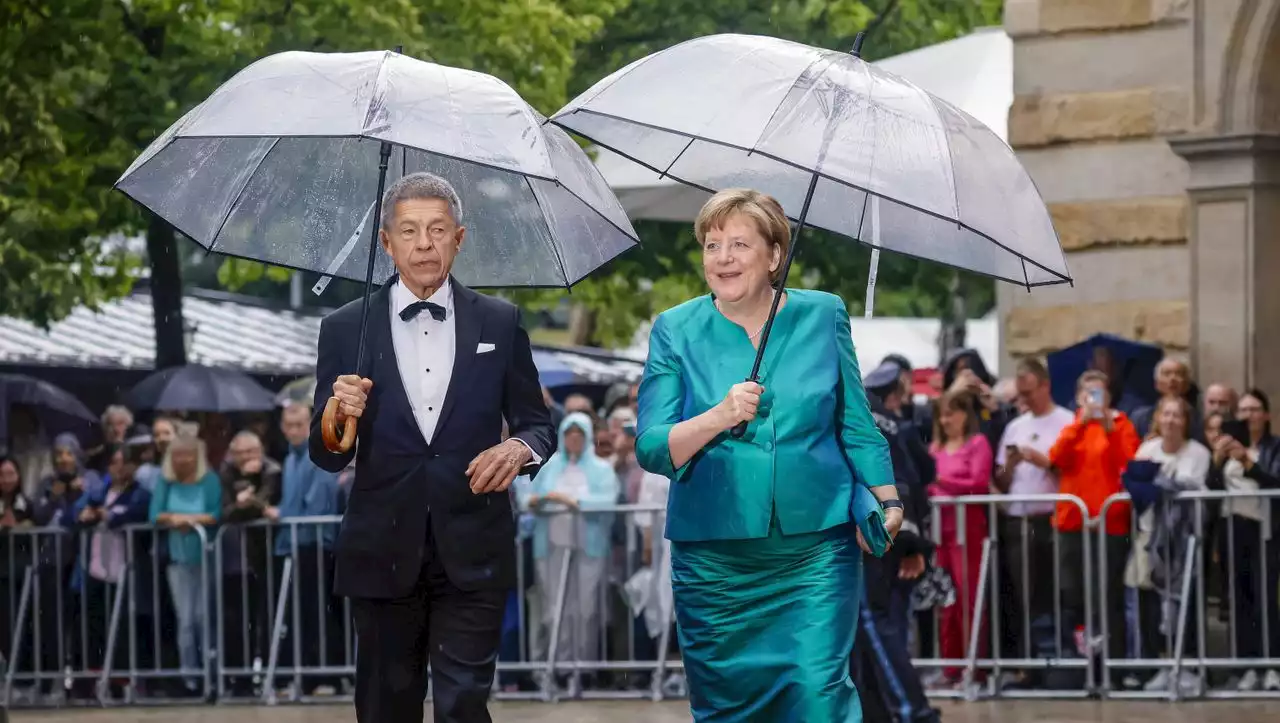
[477, 342, 496, 354]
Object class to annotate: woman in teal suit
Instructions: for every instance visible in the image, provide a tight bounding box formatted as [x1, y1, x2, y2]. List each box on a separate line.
[635, 188, 904, 722]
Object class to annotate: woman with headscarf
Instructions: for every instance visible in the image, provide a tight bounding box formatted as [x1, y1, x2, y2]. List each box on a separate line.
[518, 411, 620, 693]
[941, 348, 1016, 452]
[32, 433, 103, 528]
[27, 432, 103, 700]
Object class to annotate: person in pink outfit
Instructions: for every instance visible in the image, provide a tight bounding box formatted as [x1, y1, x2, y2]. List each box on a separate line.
[929, 390, 994, 685]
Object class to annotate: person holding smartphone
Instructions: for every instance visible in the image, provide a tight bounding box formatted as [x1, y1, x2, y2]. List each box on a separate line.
[1047, 370, 1141, 687]
[1206, 390, 1280, 691]
[993, 359, 1073, 688]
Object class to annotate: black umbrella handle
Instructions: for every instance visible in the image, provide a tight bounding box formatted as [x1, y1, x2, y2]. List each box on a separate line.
[354, 141, 395, 374]
[322, 139, 394, 455]
[727, 173, 820, 441]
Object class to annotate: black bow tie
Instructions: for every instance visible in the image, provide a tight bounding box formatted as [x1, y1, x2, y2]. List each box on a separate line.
[400, 300, 447, 322]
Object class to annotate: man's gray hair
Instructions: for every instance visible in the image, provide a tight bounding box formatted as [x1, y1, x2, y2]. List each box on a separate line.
[230, 430, 262, 448]
[101, 404, 133, 428]
[381, 172, 463, 230]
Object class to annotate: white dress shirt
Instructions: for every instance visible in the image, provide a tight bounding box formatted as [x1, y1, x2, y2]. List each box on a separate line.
[390, 278, 456, 444]
[389, 278, 542, 464]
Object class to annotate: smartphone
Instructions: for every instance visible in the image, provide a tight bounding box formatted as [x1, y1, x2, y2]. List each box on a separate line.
[1087, 388, 1104, 407]
[1005, 444, 1019, 458]
[1222, 419, 1252, 447]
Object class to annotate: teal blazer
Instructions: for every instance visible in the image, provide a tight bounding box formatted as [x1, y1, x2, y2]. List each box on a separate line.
[636, 289, 894, 543]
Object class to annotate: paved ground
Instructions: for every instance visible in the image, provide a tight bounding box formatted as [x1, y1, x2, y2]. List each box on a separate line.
[10, 700, 1280, 722]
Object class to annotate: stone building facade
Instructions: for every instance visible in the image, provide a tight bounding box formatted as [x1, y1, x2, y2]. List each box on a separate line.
[998, 0, 1280, 395]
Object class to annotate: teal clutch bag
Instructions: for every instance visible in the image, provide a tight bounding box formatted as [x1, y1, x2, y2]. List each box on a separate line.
[851, 484, 891, 558]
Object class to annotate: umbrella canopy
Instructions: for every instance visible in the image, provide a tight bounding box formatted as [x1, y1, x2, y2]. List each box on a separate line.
[128, 365, 276, 413]
[1046, 333, 1164, 412]
[551, 33, 1068, 287]
[0, 374, 97, 445]
[531, 350, 580, 388]
[592, 27, 1015, 225]
[115, 49, 639, 289]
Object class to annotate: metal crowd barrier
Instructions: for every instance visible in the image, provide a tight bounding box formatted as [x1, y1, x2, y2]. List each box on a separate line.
[509, 502, 678, 703]
[1, 492, 1279, 708]
[916, 490, 1280, 702]
[0, 523, 212, 707]
[918, 494, 1095, 701]
[1094, 489, 1280, 701]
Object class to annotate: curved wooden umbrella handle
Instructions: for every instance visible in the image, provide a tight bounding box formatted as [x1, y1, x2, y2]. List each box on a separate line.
[321, 396, 357, 454]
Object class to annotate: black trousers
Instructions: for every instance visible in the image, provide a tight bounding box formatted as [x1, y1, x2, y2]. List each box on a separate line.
[25, 566, 72, 690]
[220, 568, 269, 693]
[76, 576, 129, 669]
[997, 514, 1057, 661]
[350, 528, 506, 723]
[1060, 531, 1129, 685]
[274, 546, 344, 691]
[1223, 516, 1280, 660]
[1135, 586, 1201, 661]
[854, 553, 938, 723]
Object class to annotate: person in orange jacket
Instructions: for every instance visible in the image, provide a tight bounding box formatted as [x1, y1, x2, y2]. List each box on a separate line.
[1048, 369, 1141, 687]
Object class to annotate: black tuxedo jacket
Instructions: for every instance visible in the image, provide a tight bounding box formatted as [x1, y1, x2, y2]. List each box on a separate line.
[309, 277, 555, 599]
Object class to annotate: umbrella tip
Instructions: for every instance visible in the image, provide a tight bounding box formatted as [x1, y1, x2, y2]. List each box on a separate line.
[851, 32, 866, 58]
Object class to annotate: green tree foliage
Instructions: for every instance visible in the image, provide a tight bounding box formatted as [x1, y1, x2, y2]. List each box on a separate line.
[0, 0, 623, 356]
[0, 2, 141, 327]
[516, 0, 1006, 347]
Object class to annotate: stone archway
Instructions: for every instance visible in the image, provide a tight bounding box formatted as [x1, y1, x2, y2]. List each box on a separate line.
[1253, 3, 1280, 131]
[1171, 0, 1280, 394]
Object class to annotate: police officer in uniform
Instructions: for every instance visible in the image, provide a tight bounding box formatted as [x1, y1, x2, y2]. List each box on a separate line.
[882, 354, 933, 445]
[854, 361, 940, 723]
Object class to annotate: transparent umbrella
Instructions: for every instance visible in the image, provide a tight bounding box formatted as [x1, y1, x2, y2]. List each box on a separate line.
[550, 32, 1069, 435]
[115, 48, 640, 451]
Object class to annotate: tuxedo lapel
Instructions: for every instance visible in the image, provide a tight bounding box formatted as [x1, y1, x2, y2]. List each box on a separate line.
[365, 278, 420, 443]
[436, 279, 484, 433]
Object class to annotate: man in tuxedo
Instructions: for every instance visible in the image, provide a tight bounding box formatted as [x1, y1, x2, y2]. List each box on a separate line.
[309, 171, 555, 723]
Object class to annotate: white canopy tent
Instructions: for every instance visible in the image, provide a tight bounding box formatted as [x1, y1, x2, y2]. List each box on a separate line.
[592, 27, 1014, 222]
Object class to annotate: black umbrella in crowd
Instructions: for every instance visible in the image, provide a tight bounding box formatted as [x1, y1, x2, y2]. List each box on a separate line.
[127, 365, 276, 414]
[0, 374, 97, 446]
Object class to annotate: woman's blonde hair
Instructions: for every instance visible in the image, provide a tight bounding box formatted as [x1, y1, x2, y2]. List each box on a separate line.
[1148, 396, 1193, 442]
[161, 424, 208, 482]
[694, 188, 791, 285]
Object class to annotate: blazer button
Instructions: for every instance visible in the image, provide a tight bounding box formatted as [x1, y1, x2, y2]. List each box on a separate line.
[763, 440, 774, 452]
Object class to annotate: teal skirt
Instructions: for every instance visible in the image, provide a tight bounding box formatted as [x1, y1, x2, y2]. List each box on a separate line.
[670, 520, 863, 722]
